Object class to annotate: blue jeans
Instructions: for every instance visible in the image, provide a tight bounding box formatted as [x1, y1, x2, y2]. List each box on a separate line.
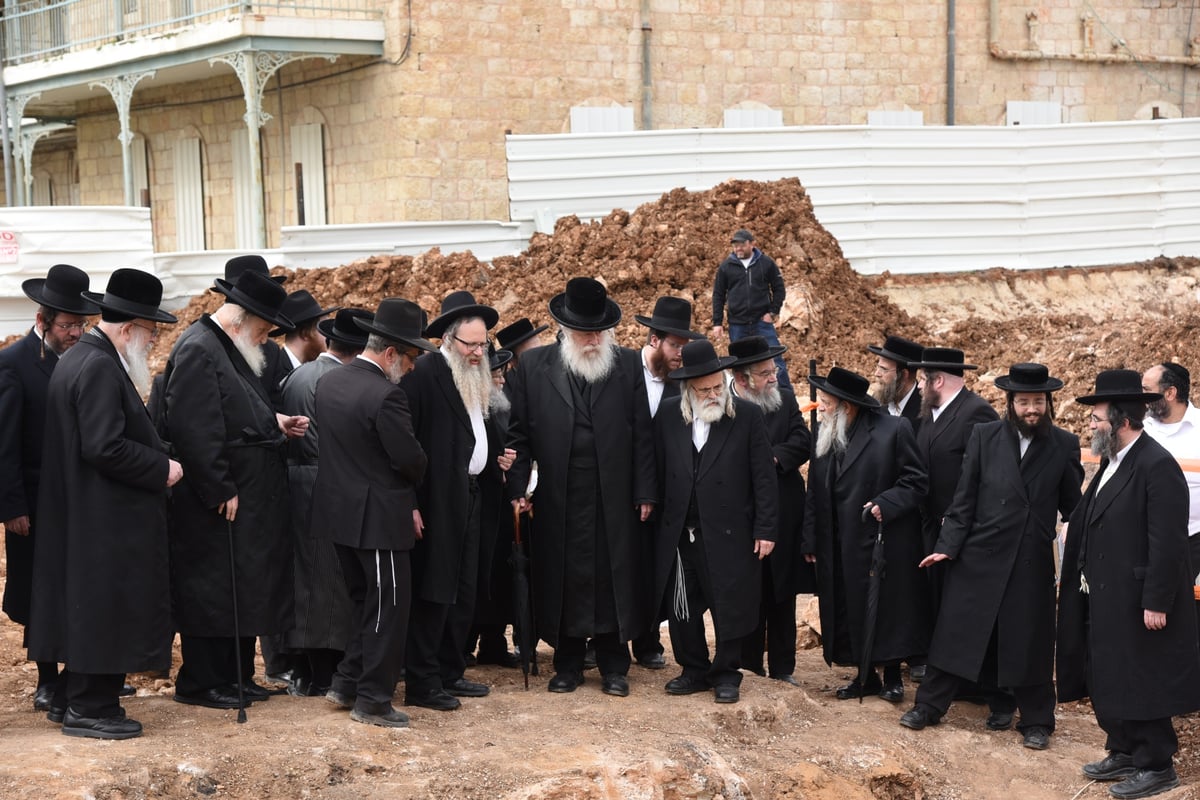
[729, 319, 793, 391]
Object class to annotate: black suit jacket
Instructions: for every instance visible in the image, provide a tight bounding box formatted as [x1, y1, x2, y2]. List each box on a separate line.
[917, 388, 998, 549]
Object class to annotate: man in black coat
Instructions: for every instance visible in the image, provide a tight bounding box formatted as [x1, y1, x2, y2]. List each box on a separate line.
[0, 264, 98, 710]
[729, 336, 812, 685]
[507, 278, 656, 698]
[162, 269, 309, 710]
[654, 340, 778, 704]
[29, 269, 181, 739]
[311, 299, 435, 728]
[801, 367, 929, 703]
[900, 363, 1083, 751]
[1057, 370, 1200, 799]
[868, 335, 924, 434]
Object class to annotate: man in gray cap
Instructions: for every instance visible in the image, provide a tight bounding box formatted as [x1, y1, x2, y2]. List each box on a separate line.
[710, 229, 791, 391]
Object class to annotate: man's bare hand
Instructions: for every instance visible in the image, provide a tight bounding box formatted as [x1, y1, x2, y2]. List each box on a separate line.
[919, 552, 950, 568]
[755, 539, 775, 559]
[218, 495, 239, 522]
[413, 509, 424, 540]
[638, 502, 653, 522]
[710, 325, 724, 340]
[497, 448, 516, 472]
[166, 459, 183, 487]
[277, 414, 309, 439]
[2, 515, 30, 536]
[1145, 609, 1167, 630]
[512, 497, 530, 514]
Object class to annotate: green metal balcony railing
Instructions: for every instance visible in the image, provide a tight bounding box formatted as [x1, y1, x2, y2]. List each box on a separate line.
[1, 0, 381, 65]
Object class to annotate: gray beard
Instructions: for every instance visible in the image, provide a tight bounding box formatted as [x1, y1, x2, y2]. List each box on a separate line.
[489, 384, 511, 415]
[126, 328, 153, 397]
[681, 390, 728, 425]
[746, 382, 783, 413]
[384, 358, 406, 385]
[872, 376, 899, 407]
[561, 330, 617, 383]
[233, 327, 267, 377]
[815, 406, 850, 459]
[1090, 425, 1120, 461]
[442, 342, 493, 418]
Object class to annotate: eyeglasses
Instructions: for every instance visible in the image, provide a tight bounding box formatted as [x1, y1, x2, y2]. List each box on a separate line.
[1088, 414, 1106, 424]
[53, 320, 90, 333]
[750, 366, 778, 380]
[130, 321, 158, 339]
[452, 335, 487, 353]
[692, 384, 724, 398]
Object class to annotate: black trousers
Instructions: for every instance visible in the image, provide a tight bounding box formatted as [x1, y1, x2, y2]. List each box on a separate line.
[1096, 714, 1178, 770]
[916, 665, 1056, 731]
[555, 632, 630, 676]
[176, 635, 255, 695]
[741, 565, 796, 677]
[332, 544, 411, 712]
[52, 670, 125, 717]
[667, 527, 744, 688]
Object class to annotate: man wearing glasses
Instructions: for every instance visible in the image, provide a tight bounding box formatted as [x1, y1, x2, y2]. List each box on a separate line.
[868, 335, 925, 435]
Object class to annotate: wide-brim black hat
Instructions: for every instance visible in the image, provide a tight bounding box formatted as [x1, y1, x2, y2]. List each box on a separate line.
[318, 308, 373, 348]
[212, 271, 294, 332]
[809, 366, 881, 408]
[81, 268, 178, 324]
[1076, 369, 1162, 405]
[488, 341, 513, 371]
[223, 254, 286, 284]
[995, 362, 1064, 393]
[548, 277, 622, 332]
[354, 298, 438, 353]
[269, 290, 340, 337]
[867, 335, 924, 367]
[668, 340, 738, 381]
[424, 290, 499, 339]
[496, 318, 548, 351]
[22, 264, 101, 316]
[634, 296, 704, 340]
[909, 346, 978, 374]
[728, 335, 787, 368]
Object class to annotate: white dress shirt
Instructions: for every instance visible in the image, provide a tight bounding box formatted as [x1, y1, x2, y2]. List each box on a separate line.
[929, 386, 963, 423]
[1144, 404, 1200, 537]
[641, 346, 666, 418]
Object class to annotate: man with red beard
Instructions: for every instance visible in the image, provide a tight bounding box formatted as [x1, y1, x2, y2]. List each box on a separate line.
[507, 278, 656, 697]
[900, 363, 1083, 751]
[29, 269, 181, 738]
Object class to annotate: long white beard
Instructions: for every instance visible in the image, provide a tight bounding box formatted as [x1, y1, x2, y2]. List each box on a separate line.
[681, 386, 733, 425]
[489, 383, 511, 415]
[233, 326, 267, 377]
[442, 342, 493, 418]
[126, 327, 153, 397]
[561, 330, 617, 383]
[746, 380, 783, 413]
[815, 405, 851, 458]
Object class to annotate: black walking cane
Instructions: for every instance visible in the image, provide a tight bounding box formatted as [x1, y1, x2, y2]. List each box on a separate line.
[808, 358, 818, 431]
[226, 519, 247, 723]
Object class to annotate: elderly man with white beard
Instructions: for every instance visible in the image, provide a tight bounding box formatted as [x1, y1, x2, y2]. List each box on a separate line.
[801, 367, 929, 704]
[400, 291, 514, 712]
[652, 340, 778, 704]
[29, 269, 182, 738]
[161, 268, 309, 710]
[507, 277, 656, 698]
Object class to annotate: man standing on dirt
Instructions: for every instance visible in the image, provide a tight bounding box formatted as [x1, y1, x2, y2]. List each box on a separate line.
[710, 229, 792, 391]
[899, 363, 1082, 751]
[1058, 369, 1200, 800]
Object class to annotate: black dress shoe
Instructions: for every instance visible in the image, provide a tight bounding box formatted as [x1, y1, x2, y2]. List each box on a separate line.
[899, 705, 941, 730]
[324, 688, 356, 709]
[986, 710, 1014, 730]
[47, 705, 66, 724]
[118, 683, 136, 697]
[464, 652, 477, 667]
[443, 678, 489, 698]
[582, 644, 598, 670]
[836, 674, 882, 700]
[547, 671, 584, 693]
[601, 674, 629, 697]
[713, 684, 740, 704]
[1082, 752, 1137, 781]
[664, 674, 709, 695]
[878, 682, 904, 703]
[238, 682, 270, 701]
[635, 653, 667, 670]
[405, 688, 461, 711]
[350, 705, 410, 728]
[61, 709, 143, 740]
[476, 650, 521, 668]
[263, 670, 293, 688]
[1109, 767, 1179, 799]
[174, 687, 244, 709]
[771, 674, 801, 687]
[1022, 726, 1051, 750]
[908, 665, 926, 682]
[33, 684, 55, 712]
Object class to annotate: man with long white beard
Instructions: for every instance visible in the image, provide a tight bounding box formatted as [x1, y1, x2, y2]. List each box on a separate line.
[653, 340, 777, 704]
[29, 269, 181, 738]
[728, 336, 812, 685]
[507, 277, 656, 697]
[162, 268, 309, 710]
[400, 291, 512, 711]
[801, 367, 928, 704]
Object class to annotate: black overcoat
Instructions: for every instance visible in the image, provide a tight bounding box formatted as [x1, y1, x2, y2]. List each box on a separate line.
[761, 388, 813, 597]
[917, 388, 998, 550]
[163, 317, 293, 636]
[929, 421, 1083, 685]
[1057, 433, 1200, 720]
[28, 330, 172, 673]
[652, 396, 779, 640]
[506, 343, 656, 646]
[801, 410, 930, 666]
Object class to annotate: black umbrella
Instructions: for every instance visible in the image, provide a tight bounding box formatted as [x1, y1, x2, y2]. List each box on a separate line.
[509, 505, 537, 689]
[858, 505, 886, 704]
[226, 519, 248, 723]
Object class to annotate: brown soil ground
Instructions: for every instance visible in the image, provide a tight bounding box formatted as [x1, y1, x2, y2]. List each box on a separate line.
[4, 178, 1200, 798]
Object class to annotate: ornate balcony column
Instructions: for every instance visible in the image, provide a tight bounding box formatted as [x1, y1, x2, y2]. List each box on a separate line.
[90, 72, 156, 206]
[6, 92, 39, 206]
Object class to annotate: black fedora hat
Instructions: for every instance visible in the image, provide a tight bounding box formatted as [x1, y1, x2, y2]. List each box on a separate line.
[488, 341, 513, 371]
[318, 308, 373, 348]
[496, 318, 548, 352]
[728, 335, 787, 368]
[867, 335, 924, 367]
[269, 290, 340, 337]
[809, 366, 881, 408]
[424, 290, 499, 339]
[910, 347, 978, 375]
[548, 277, 622, 332]
[634, 296, 704, 340]
[223, 254, 286, 284]
[668, 340, 738, 381]
[1076, 369, 1162, 406]
[22, 264, 100, 316]
[81, 268, 177, 324]
[995, 362, 1064, 393]
[212, 270, 295, 332]
[354, 298, 438, 353]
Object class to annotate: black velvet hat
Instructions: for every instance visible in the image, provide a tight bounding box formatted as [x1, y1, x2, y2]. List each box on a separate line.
[424, 291, 499, 339]
[318, 308, 373, 348]
[634, 296, 704, 340]
[728, 335, 787, 368]
[994, 362, 1064, 393]
[1076, 369, 1162, 405]
[909, 347, 978, 376]
[81, 268, 177, 324]
[867, 335, 925, 368]
[809, 366, 881, 408]
[354, 298, 438, 353]
[668, 340, 738, 380]
[496, 318, 548, 351]
[212, 270, 294, 332]
[488, 341, 513, 371]
[269, 290, 340, 337]
[23, 264, 100, 316]
[223, 254, 286, 284]
[548, 277, 622, 332]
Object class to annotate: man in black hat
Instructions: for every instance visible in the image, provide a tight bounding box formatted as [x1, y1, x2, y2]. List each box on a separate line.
[710, 228, 792, 391]
[400, 290, 508, 711]
[900, 363, 1083, 750]
[161, 269, 309, 709]
[29, 268, 181, 739]
[311, 298, 435, 727]
[1057, 370, 1200, 799]
[495, 317, 548, 371]
[268, 289, 340, 377]
[728, 336, 812, 685]
[868, 335, 925, 433]
[801, 367, 929, 703]
[275, 308, 373, 697]
[653, 340, 778, 704]
[0, 264, 98, 710]
[507, 277, 656, 697]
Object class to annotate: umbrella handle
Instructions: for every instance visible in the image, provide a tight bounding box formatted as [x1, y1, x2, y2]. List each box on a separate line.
[513, 505, 523, 546]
